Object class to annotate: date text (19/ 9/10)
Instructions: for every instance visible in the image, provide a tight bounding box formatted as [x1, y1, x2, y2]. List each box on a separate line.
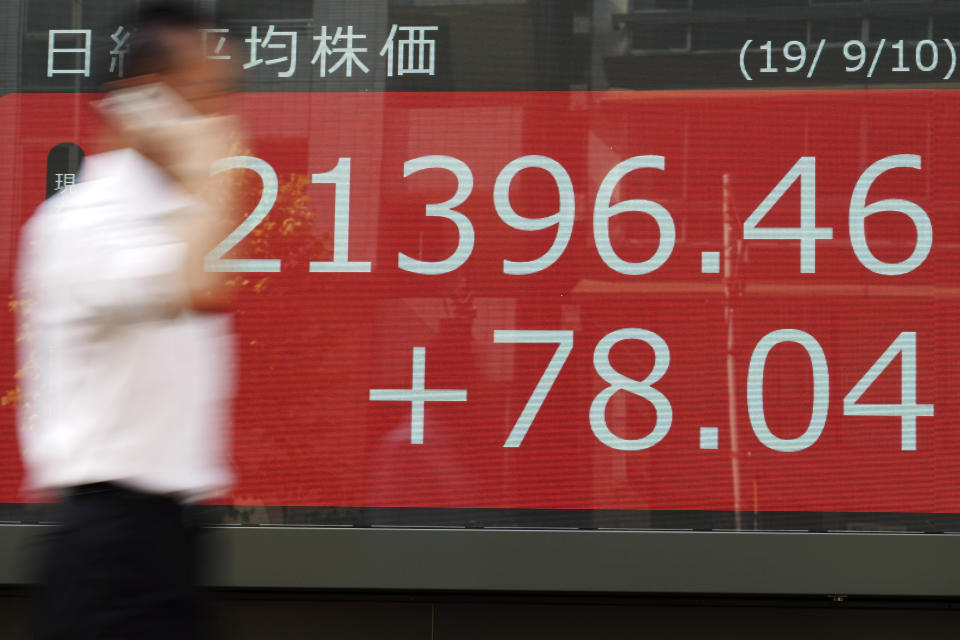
[739, 39, 958, 82]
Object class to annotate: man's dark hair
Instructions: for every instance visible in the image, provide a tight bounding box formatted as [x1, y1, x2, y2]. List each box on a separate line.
[113, 1, 218, 80]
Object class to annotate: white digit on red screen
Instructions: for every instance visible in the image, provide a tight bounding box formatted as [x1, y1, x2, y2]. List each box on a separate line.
[842, 332, 933, 451]
[399, 155, 475, 275]
[849, 154, 931, 276]
[493, 330, 573, 447]
[593, 156, 675, 275]
[205, 156, 280, 272]
[742, 156, 832, 274]
[493, 155, 575, 275]
[590, 329, 672, 451]
[747, 329, 829, 453]
[843, 40, 867, 72]
[309, 157, 372, 273]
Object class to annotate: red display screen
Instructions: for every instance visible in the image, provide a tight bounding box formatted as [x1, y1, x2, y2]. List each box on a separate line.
[1, 89, 958, 523]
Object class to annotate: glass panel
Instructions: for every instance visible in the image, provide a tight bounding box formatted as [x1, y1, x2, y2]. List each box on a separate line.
[694, 0, 806, 10]
[810, 19, 863, 42]
[2, 0, 960, 535]
[631, 23, 688, 50]
[692, 20, 806, 51]
[632, 0, 692, 10]
[869, 15, 930, 41]
[933, 15, 960, 43]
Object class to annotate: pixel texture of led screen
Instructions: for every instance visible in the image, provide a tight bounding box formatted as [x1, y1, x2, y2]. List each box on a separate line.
[2, 0, 960, 532]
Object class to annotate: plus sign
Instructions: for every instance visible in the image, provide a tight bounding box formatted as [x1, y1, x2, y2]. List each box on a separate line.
[369, 347, 467, 444]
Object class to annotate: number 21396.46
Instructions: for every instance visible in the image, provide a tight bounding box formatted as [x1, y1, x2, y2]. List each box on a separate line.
[206, 154, 931, 277]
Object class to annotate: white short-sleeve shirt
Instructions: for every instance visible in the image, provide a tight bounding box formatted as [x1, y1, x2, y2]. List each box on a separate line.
[16, 148, 234, 501]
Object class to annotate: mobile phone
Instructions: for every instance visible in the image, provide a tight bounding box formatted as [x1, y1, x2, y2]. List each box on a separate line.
[95, 83, 198, 132]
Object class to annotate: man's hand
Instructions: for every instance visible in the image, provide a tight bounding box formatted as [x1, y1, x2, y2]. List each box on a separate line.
[160, 115, 239, 314]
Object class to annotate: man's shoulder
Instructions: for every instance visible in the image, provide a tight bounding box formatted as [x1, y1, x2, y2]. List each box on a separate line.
[28, 181, 123, 234]
[31, 149, 172, 228]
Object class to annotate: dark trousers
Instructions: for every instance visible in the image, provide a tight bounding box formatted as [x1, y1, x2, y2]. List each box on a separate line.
[36, 482, 210, 640]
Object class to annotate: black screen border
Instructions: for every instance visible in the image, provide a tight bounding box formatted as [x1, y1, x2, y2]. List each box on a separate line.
[2, 522, 960, 596]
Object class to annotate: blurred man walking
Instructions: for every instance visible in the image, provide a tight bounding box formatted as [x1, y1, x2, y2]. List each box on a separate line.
[17, 3, 239, 638]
